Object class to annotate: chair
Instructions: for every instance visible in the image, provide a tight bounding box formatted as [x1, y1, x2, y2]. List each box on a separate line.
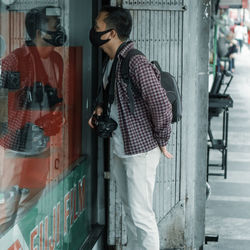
[210, 70, 233, 95]
[207, 71, 233, 180]
[207, 108, 229, 180]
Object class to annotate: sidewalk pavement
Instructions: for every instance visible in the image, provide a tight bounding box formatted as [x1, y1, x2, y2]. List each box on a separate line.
[204, 45, 250, 250]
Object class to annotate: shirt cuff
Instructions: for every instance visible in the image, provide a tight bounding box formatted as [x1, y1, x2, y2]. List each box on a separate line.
[157, 139, 167, 148]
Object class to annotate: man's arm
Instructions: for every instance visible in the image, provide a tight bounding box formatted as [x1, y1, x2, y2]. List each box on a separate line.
[130, 55, 173, 153]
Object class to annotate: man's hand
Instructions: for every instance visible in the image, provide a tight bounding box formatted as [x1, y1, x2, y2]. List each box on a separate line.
[160, 146, 173, 159]
[88, 106, 103, 128]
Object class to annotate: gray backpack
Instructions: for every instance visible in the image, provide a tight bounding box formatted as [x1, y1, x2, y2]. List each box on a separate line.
[121, 49, 182, 123]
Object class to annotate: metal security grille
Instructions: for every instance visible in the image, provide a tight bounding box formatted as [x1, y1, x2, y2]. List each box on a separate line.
[7, 0, 59, 11]
[123, 0, 186, 11]
[108, 0, 185, 246]
[9, 12, 25, 52]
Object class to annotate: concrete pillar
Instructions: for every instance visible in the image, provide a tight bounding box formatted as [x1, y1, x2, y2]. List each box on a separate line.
[182, 0, 210, 249]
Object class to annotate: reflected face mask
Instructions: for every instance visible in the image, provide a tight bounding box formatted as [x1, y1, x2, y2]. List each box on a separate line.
[89, 27, 113, 47]
[42, 25, 67, 47]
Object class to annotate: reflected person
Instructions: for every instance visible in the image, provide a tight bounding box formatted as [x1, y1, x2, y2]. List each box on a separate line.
[0, 6, 66, 234]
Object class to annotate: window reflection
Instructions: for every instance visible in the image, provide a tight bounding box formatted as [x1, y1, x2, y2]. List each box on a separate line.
[0, 2, 85, 247]
[0, 5, 65, 235]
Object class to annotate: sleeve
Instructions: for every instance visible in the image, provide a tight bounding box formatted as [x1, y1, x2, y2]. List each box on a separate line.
[130, 55, 172, 146]
[0, 53, 19, 89]
[0, 53, 19, 124]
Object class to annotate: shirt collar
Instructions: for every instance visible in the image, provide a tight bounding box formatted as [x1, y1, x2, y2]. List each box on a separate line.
[118, 40, 135, 58]
[22, 44, 31, 57]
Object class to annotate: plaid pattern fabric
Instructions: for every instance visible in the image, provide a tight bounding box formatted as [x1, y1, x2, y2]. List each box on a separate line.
[0, 45, 63, 150]
[112, 42, 172, 155]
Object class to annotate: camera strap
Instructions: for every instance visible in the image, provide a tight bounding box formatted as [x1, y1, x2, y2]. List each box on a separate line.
[25, 41, 49, 85]
[106, 42, 129, 115]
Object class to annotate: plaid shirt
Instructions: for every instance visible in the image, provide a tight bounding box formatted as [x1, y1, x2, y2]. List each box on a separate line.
[101, 42, 172, 155]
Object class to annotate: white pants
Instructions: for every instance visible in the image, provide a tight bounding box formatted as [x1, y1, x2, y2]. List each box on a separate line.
[112, 147, 161, 250]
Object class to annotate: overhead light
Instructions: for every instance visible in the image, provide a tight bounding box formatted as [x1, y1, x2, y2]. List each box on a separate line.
[1, 0, 16, 5]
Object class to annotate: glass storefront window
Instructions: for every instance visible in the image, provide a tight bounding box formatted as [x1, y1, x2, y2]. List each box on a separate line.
[0, 1, 90, 249]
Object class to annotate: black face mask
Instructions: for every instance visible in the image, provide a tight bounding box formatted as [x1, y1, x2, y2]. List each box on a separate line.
[42, 26, 67, 47]
[89, 27, 113, 47]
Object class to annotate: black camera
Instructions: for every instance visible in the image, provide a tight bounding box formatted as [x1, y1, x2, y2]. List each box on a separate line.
[92, 114, 118, 139]
[18, 82, 62, 110]
[44, 84, 63, 107]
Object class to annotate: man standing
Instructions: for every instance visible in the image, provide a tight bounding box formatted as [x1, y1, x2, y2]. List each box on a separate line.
[234, 22, 247, 53]
[88, 6, 173, 250]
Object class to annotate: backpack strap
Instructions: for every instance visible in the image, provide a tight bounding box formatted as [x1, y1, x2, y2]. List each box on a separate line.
[120, 49, 145, 114]
[151, 60, 162, 72]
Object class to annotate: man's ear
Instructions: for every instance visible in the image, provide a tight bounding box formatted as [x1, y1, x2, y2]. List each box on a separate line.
[110, 29, 117, 39]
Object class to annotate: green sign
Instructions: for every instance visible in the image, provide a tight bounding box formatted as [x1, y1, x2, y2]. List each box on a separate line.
[0, 160, 90, 250]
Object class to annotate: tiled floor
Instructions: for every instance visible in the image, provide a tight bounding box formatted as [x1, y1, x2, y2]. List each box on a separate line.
[205, 45, 250, 250]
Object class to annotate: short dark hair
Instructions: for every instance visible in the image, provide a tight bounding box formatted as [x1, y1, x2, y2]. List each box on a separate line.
[25, 6, 58, 40]
[101, 6, 132, 41]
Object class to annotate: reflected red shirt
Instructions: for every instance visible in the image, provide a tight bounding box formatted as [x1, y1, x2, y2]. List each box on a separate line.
[0, 45, 63, 150]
